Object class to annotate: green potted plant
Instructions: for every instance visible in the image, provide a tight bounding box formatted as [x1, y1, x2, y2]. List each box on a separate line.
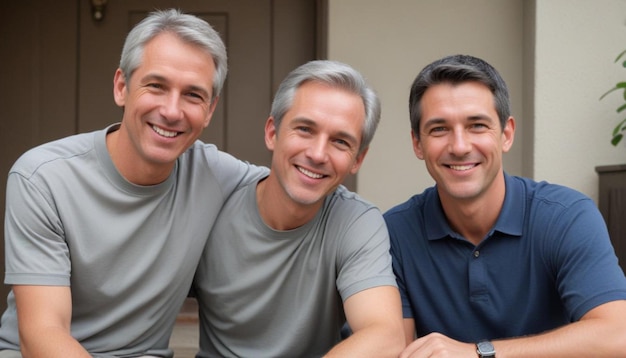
[600, 49, 626, 146]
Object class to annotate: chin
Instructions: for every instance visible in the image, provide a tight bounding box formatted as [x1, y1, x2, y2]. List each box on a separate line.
[443, 184, 483, 200]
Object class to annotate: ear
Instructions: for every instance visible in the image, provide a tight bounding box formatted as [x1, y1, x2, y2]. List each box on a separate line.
[411, 131, 425, 160]
[349, 147, 369, 175]
[113, 69, 127, 107]
[264, 116, 277, 151]
[501, 116, 516, 153]
[203, 96, 219, 128]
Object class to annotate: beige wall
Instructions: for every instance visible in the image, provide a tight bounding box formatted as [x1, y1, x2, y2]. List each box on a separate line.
[328, 0, 525, 211]
[328, 0, 626, 212]
[533, 0, 626, 199]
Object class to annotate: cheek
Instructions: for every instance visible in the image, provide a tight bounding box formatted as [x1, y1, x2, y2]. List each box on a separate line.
[188, 108, 210, 127]
[338, 152, 360, 173]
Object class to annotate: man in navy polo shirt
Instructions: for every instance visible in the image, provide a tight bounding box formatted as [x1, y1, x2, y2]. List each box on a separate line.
[385, 54, 626, 357]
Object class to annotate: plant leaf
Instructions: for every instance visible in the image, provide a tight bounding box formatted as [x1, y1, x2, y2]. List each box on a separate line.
[611, 133, 623, 146]
[600, 87, 620, 100]
[615, 49, 626, 63]
[600, 82, 626, 100]
[612, 118, 626, 136]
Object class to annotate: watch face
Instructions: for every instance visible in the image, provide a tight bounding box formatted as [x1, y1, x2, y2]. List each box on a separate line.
[477, 341, 496, 356]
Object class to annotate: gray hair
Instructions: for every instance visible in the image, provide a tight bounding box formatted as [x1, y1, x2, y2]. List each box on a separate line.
[270, 60, 381, 154]
[409, 54, 511, 138]
[119, 9, 227, 102]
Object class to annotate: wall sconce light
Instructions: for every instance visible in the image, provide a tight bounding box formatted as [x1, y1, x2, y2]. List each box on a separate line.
[91, 0, 108, 22]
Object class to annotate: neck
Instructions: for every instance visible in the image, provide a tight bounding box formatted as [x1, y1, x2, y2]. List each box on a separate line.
[106, 127, 173, 185]
[439, 175, 506, 246]
[255, 175, 321, 231]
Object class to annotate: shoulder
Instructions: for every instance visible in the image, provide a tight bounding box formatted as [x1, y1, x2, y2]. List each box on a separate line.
[330, 185, 375, 208]
[506, 175, 603, 240]
[181, 140, 224, 164]
[182, 140, 268, 176]
[325, 185, 386, 222]
[11, 130, 99, 179]
[509, 175, 592, 209]
[318, 186, 388, 236]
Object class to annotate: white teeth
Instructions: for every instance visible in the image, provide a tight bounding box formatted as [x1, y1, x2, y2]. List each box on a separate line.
[297, 166, 324, 179]
[152, 125, 178, 138]
[449, 164, 475, 171]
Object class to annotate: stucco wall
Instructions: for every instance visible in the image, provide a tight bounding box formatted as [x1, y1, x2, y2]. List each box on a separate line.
[328, 0, 626, 212]
[328, 0, 525, 211]
[533, 0, 626, 200]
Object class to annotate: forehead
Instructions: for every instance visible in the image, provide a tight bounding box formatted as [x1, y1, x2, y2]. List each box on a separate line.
[286, 81, 365, 139]
[421, 82, 496, 116]
[134, 32, 215, 84]
[424, 81, 493, 100]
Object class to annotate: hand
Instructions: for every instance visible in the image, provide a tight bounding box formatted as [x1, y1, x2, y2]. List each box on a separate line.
[400, 332, 476, 358]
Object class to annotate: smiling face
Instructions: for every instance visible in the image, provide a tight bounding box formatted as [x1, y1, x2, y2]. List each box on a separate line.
[111, 32, 217, 183]
[265, 81, 367, 210]
[413, 81, 515, 207]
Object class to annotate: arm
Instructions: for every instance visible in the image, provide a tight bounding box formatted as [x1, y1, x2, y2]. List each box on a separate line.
[325, 286, 405, 358]
[14, 285, 91, 358]
[400, 300, 626, 358]
[493, 300, 626, 357]
[403, 318, 416, 346]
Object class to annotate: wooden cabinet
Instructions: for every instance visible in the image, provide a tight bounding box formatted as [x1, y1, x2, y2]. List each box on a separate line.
[596, 164, 626, 273]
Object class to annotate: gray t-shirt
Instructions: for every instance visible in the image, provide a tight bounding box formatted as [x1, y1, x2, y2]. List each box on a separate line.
[194, 181, 397, 357]
[0, 124, 265, 357]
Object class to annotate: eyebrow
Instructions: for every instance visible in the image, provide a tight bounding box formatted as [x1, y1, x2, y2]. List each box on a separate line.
[422, 117, 446, 127]
[467, 114, 494, 121]
[422, 114, 494, 127]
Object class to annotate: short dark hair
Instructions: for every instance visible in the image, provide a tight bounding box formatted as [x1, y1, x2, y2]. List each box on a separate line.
[409, 54, 511, 138]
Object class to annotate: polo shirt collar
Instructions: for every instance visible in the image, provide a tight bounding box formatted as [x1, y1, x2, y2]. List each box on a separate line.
[424, 173, 524, 241]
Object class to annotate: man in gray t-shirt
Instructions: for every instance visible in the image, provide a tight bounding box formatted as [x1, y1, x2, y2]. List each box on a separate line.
[0, 9, 264, 358]
[194, 60, 404, 357]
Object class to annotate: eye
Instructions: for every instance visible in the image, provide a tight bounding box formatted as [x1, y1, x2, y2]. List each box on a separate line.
[333, 138, 349, 148]
[470, 123, 489, 131]
[146, 83, 163, 89]
[185, 92, 205, 102]
[296, 126, 312, 134]
[428, 126, 448, 136]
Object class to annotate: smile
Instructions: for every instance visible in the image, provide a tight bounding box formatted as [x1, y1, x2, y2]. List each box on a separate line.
[152, 125, 179, 138]
[297, 166, 324, 179]
[448, 164, 476, 171]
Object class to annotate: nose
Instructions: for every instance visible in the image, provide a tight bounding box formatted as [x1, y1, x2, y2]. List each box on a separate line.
[306, 137, 329, 163]
[160, 92, 184, 120]
[449, 128, 471, 156]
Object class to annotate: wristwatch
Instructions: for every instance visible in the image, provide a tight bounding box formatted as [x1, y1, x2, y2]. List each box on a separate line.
[476, 340, 496, 357]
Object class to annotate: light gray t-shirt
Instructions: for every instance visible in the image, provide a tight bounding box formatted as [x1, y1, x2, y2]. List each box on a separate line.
[0, 124, 265, 357]
[194, 181, 397, 357]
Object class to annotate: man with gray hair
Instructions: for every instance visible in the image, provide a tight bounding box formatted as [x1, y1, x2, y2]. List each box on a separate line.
[193, 60, 405, 357]
[0, 9, 263, 357]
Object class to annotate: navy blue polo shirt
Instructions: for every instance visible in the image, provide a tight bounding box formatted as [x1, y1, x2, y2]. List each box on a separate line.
[384, 174, 626, 341]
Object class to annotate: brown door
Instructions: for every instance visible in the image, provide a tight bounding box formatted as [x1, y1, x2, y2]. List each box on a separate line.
[0, 0, 320, 313]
